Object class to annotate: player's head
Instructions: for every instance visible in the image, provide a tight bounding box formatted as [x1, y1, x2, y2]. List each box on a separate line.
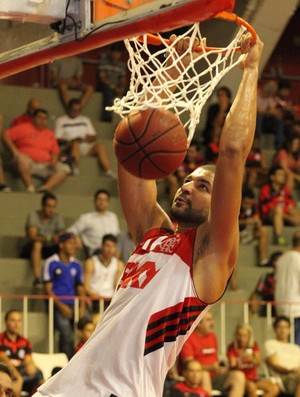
[170, 165, 216, 228]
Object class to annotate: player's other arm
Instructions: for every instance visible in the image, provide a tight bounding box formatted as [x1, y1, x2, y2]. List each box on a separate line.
[194, 36, 264, 302]
[118, 165, 173, 245]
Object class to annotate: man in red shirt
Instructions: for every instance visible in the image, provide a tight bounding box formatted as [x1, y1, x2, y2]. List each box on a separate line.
[179, 311, 245, 397]
[2, 108, 70, 193]
[0, 310, 44, 396]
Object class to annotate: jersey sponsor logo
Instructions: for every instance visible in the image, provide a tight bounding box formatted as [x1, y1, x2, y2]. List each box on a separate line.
[156, 237, 179, 254]
[117, 260, 159, 290]
[144, 297, 207, 356]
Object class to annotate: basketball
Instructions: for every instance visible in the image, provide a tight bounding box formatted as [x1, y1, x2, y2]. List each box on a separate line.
[113, 108, 187, 179]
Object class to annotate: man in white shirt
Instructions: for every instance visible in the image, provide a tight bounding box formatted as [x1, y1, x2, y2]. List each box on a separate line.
[84, 234, 124, 319]
[275, 230, 300, 345]
[265, 316, 300, 396]
[55, 98, 116, 178]
[68, 189, 120, 256]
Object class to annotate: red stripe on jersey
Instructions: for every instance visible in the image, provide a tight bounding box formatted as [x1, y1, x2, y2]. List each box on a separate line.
[144, 297, 207, 356]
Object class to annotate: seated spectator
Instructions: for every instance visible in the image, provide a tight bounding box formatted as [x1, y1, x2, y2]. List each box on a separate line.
[68, 189, 120, 256]
[265, 315, 300, 396]
[255, 80, 285, 149]
[165, 140, 205, 204]
[276, 80, 296, 136]
[49, 56, 94, 109]
[202, 86, 232, 145]
[54, 98, 116, 178]
[258, 166, 300, 245]
[0, 362, 14, 397]
[171, 359, 212, 397]
[2, 108, 70, 193]
[97, 43, 128, 122]
[274, 231, 300, 345]
[227, 324, 280, 397]
[239, 188, 269, 266]
[11, 98, 41, 127]
[74, 318, 95, 354]
[244, 136, 268, 189]
[179, 311, 246, 397]
[21, 192, 65, 287]
[0, 310, 44, 396]
[272, 135, 300, 191]
[249, 251, 283, 317]
[84, 234, 124, 319]
[42, 233, 86, 359]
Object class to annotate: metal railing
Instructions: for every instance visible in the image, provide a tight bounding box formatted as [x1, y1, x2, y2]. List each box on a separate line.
[0, 294, 299, 355]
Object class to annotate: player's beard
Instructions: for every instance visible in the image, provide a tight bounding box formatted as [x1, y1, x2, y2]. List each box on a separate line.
[170, 202, 209, 228]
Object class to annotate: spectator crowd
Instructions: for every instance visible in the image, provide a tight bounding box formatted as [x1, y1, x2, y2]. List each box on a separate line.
[0, 44, 300, 397]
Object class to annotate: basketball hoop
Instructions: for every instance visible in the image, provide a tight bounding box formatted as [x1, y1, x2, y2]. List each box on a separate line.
[108, 11, 257, 145]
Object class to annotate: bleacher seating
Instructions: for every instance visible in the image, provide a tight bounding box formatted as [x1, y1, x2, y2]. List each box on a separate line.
[0, 83, 294, 355]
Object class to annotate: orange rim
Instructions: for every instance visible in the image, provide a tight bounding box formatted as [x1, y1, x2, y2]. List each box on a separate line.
[138, 11, 257, 53]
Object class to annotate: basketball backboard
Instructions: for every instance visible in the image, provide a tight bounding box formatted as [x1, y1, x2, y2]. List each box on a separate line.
[0, 0, 235, 79]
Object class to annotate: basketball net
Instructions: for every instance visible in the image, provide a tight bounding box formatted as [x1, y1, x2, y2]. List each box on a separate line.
[109, 13, 255, 145]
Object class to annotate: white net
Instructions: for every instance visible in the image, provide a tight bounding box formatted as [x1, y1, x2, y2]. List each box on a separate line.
[109, 22, 247, 145]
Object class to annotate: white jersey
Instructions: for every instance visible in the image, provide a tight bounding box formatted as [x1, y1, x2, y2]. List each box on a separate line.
[55, 114, 96, 141]
[34, 228, 213, 397]
[275, 250, 300, 317]
[67, 211, 120, 255]
[90, 255, 118, 298]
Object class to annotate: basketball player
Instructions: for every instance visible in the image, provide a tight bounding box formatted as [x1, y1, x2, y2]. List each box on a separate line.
[33, 34, 263, 397]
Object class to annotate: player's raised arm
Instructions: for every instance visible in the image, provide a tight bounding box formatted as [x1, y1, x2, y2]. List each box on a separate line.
[116, 36, 201, 245]
[193, 35, 264, 302]
[117, 164, 173, 246]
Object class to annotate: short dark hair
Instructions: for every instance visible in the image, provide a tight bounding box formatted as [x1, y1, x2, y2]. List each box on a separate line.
[33, 108, 48, 117]
[273, 315, 290, 329]
[68, 98, 81, 108]
[77, 317, 94, 331]
[217, 86, 232, 99]
[41, 191, 57, 206]
[268, 165, 283, 178]
[0, 362, 13, 380]
[242, 188, 255, 200]
[94, 189, 110, 201]
[102, 234, 117, 244]
[5, 309, 20, 322]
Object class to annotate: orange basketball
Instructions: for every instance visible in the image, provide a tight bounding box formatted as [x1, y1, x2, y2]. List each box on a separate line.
[113, 108, 187, 179]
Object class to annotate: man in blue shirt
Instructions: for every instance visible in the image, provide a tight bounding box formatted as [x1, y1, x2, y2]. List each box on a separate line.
[42, 232, 86, 359]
